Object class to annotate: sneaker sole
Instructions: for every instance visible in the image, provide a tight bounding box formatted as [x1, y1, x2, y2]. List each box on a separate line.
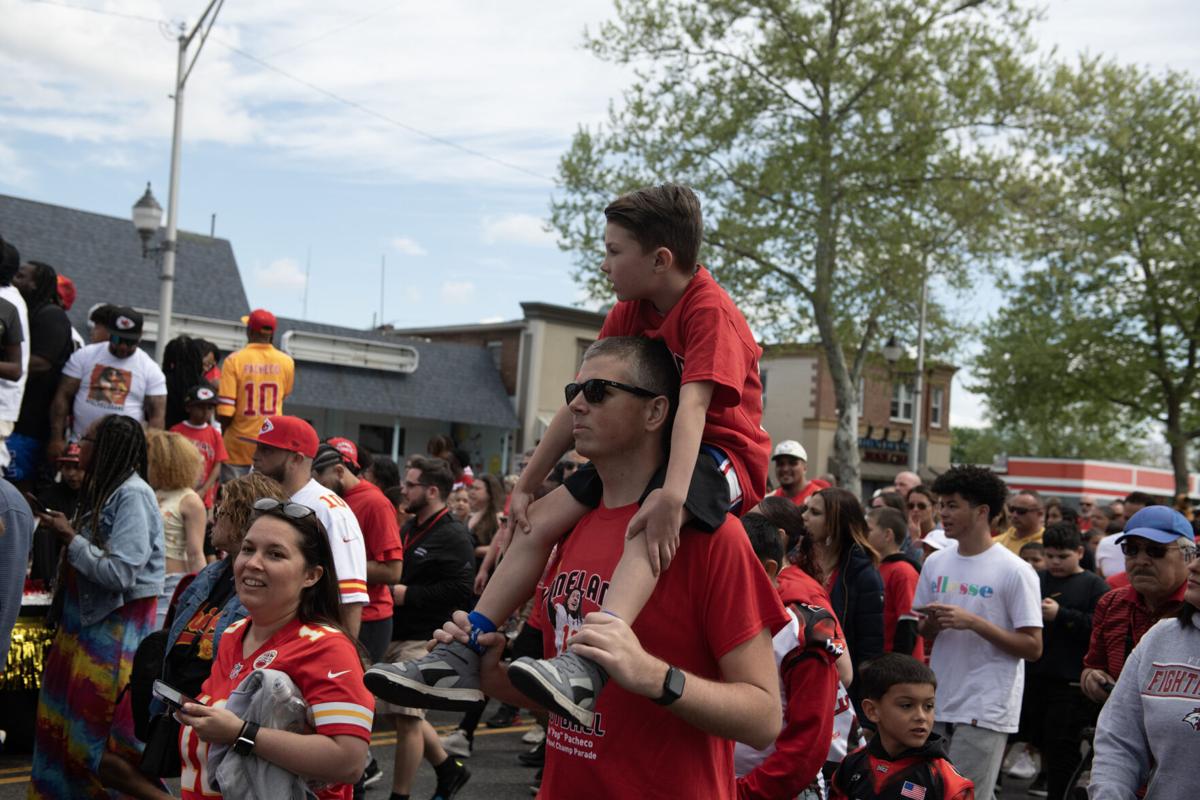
[361, 768, 382, 788]
[362, 668, 484, 711]
[507, 660, 595, 729]
[441, 764, 471, 798]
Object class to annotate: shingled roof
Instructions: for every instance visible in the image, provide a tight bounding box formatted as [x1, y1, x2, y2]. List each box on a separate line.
[278, 317, 518, 428]
[0, 193, 250, 330]
[0, 194, 517, 430]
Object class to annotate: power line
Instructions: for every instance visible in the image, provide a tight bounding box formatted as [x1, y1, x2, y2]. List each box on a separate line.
[266, 2, 407, 59]
[23, 0, 559, 185]
[211, 37, 557, 184]
[26, 0, 161, 24]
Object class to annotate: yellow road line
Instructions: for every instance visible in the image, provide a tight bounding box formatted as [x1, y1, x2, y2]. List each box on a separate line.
[0, 724, 536, 785]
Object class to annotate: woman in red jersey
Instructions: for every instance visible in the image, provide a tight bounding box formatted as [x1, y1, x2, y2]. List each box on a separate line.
[177, 499, 374, 799]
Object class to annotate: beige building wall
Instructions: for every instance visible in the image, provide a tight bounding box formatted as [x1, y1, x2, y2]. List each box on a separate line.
[760, 353, 821, 467]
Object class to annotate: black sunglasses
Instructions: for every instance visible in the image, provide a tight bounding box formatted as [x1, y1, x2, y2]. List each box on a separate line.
[1120, 539, 1194, 560]
[565, 378, 658, 405]
[252, 498, 315, 519]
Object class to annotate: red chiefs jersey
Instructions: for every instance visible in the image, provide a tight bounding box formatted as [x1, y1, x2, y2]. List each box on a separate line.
[598, 267, 770, 509]
[771, 479, 831, 506]
[179, 617, 374, 800]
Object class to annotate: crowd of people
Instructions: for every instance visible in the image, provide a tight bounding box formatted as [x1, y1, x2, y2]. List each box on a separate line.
[0, 186, 1196, 800]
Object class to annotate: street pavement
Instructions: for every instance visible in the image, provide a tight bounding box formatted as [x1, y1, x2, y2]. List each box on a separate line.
[0, 706, 545, 799]
[0, 702, 1045, 798]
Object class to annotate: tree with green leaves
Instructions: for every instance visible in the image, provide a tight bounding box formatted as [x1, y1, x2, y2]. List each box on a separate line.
[550, 0, 1042, 493]
[975, 60, 1200, 493]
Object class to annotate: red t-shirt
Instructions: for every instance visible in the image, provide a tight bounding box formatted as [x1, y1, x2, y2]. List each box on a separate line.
[878, 557, 924, 661]
[179, 617, 374, 800]
[532, 504, 788, 799]
[342, 480, 404, 622]
[771, 479, 831, 506]
[171, 421, 229, 508]
[598, 267, 771, 509]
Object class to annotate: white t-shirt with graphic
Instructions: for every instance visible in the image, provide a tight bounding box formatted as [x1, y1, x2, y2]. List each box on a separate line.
[913, 542, 1042, 732]
[62, 342, 166, 437]
[0, 286, 30, 423]
[291, 478, 368, 606]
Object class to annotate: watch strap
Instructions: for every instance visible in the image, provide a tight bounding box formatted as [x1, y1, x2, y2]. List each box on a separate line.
[233, 721, 260, 755]
[653, 665, 685, 706]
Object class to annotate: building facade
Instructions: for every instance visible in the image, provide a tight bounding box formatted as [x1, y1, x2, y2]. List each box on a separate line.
[761, 343, 956, 494]
[386, 302, 606, 457]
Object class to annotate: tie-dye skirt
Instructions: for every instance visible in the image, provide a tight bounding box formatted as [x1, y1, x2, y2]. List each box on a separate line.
[27, 571, 157, 799]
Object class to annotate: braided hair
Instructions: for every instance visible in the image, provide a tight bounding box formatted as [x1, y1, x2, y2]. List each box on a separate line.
[162, 335, 208, 427]
[77, 415, 148, 537]
[23, 261, 59, 310]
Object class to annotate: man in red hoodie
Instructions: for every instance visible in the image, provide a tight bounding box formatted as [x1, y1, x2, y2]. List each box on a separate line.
[735, 513, 843, 799]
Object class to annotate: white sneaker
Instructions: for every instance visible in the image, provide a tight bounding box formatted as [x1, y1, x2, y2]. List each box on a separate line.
[1007, 748, 1038, 780]
[440, 728, 473, 758]
[522, 723, 546, 745]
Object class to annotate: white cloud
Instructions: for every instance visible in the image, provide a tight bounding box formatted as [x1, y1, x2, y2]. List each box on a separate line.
[0, 1, 627, 186]
[482, 213, 555, 247]
[390, 237, 427, 256]
[440, 280, 476, 304]
[255, 258, 307, 290]
[478, 315, 506, 324]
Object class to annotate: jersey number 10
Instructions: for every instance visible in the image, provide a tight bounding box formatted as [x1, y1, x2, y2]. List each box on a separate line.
[242, 382, 280, 416]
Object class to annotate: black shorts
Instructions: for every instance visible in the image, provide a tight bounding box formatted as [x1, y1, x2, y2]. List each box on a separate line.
[509, 619, 544, 661]
[562, 446, 738, 533]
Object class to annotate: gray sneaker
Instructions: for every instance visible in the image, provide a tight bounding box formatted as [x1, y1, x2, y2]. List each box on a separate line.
[507, 651, 608, 729]
[363, 640, 484, 711]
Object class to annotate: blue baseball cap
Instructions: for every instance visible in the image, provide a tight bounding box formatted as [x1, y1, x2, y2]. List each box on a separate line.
[1116, 506, 1195, 545]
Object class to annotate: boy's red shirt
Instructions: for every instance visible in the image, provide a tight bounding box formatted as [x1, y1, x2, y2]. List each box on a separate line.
[598, 266, 770, 508]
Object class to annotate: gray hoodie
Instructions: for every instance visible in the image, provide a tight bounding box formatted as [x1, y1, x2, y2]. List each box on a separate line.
[1089, 610, 1200, 799]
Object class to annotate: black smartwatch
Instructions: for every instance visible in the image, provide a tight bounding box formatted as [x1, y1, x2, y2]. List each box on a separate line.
[233, 721, 260, 755]
[653, 665, 686, 706]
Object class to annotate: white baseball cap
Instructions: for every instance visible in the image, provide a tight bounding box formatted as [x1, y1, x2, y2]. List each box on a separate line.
[921, 528, 952, 551]
[772, 440, 808, 462]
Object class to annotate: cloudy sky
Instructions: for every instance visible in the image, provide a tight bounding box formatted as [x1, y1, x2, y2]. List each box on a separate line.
[2, 0, 1198, 427]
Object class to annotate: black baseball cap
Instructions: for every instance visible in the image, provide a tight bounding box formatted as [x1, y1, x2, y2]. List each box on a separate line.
[109, 307, 144, 337]
[184, 384, 219, 406]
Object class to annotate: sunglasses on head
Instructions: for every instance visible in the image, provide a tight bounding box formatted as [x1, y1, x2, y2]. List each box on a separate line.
[565, 378, 658, 405]
[1120, 539, 1196, 560]
[252, 498, 315, 520]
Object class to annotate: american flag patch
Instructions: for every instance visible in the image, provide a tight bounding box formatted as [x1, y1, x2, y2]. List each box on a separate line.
[901, 781, 927, 800]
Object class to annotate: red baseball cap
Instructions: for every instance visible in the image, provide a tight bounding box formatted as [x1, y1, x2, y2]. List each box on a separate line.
[56, 275, 77, 311]
[57, 442, 82, 464]
[326, 437, 361, 469]
[239, 415, 318, 458]
[241, 308, 277, 333]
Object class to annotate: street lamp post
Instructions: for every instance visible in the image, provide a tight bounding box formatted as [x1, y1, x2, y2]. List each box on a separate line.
[130, 0, 225, 362]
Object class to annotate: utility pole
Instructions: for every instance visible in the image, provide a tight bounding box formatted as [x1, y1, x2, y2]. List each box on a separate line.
[910, 261, 928, 473]
[154, 0, 225, 361]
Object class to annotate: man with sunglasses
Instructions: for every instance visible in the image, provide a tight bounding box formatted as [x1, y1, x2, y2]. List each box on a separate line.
[1081, 505, 1194, 704]
[993, 489, 1045, 556]
[48, 305, 165, 460]
[375, 336, 785, 799]
[379, 455, 475, 800]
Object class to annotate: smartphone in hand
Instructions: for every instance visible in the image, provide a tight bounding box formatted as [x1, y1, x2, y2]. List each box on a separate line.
[23, 491, 54, 515]
[153, 679, 202, 712]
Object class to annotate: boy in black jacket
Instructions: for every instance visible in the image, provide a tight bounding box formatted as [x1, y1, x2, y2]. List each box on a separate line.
[832, 654, 973, 800]
[1021, 522, 1109, 799]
